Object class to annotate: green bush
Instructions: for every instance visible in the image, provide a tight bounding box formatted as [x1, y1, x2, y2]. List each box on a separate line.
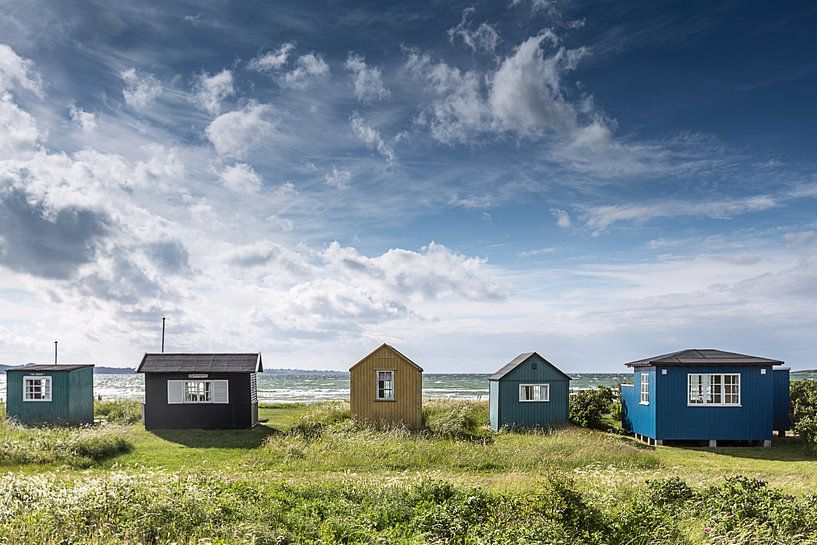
[791, 380, 817, 452]
[646, 477, 694, 505]
[95, 399, 142, 424]
[570, 386, 615, 429]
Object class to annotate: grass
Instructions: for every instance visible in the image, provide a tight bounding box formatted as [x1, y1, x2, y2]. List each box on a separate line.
[0, 400, 816, 542]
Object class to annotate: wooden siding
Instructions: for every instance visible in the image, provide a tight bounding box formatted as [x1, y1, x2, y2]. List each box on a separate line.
[5, 367, 93, 426]
[773, 369, 791, 432]
[489, 353, 570, 431]
[621, 368, 656, 437]
[143, 372, 257, 429]
[350, 345, 422, 428]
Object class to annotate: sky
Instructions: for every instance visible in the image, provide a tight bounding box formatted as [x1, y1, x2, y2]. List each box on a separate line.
[0, 1, 816, 372]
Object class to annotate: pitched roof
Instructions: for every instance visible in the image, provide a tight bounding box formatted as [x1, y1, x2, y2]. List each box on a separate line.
[489, 352, 571, 381]
[626, 349, 783, 368]
[136, 353, 263, 373]
[349, 343, 423, 372]
[6, 364, 94, 372]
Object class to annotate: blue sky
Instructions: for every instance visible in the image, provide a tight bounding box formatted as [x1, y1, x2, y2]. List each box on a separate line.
[0, 1, 816, 372]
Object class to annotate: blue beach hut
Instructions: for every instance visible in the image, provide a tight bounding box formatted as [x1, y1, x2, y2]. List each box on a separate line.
[621, 349, 790, 447]
[488, 352, 571, 431]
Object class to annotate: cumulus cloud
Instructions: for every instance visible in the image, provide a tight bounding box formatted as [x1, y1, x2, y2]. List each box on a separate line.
[145, 239, 191, 275]
[0, 43, 42, 96]
[0, 187, 110, 279]
[345, 53, 389, 102]
[324, 166, 351, 189]
[248, 43, 295, 72]
[0, 93, 40, 157]
[205, 103, 275, 158]
[120, 68, 162, 108]
[281, 53, 329, 89]
[349, 112, 395, 162]
[551, 208, 572, 228]
[68, 103, 97, 133]
[447, 8, 500, 54]
[192, 69, 234, 115]
[220, 162, 262, 193]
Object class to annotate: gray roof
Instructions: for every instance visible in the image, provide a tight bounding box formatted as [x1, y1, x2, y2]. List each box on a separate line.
[489, 352, 571, 381]
[137, 353, 263, 373]
[6, 364, 94, 372]
[626, 349, 783, 368]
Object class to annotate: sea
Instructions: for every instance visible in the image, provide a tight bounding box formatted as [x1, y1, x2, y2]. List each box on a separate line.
[2, 370, 814, 404]
[0, 370, 633, 403]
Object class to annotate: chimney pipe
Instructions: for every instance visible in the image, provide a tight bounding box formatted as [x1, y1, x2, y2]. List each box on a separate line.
[54, 341, 58, 365]
[161, 317, 166, 353]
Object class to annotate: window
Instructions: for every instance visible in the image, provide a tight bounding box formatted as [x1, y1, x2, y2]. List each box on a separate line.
[167, 379, 229, 404]
[185, 380, 210, 403]
[519, 384, 550, 402]
[688, 374, 740, 406]
[23, 376, 52, 402]
[376, 370, 394, 401]
[640, 373, 650, 404]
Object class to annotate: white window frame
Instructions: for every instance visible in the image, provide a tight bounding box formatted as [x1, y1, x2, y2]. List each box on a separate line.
[185, 380, 212, 403]
[167, 379, 229, 404]
[687, 373, 741, 406]
[23, 376, 52, 402]
[640, 372, 650, 405]
[519, 384, 550, 402]
[375, 369, 395, 401]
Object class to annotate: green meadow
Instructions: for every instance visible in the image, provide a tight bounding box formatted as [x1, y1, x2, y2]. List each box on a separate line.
[1, 400, 817, 543]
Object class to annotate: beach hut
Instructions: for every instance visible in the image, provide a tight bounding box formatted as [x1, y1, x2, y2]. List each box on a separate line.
[488, 352, 570, 431]
[137, 353, 262, 430]
[349, 343, 423, 428]
[620, 349, 790, 446]
[5, 364, 94, 426]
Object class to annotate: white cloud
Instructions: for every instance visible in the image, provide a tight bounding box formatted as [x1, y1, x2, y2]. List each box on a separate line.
[581, 195, 780, 232]
[220, 162, 262, 193]
[281, 53, 329, 89]
[68, 103, 97, 133]
[447, 8, 500, 54]
[0, 43, 42, 96]
[193, 69, 234, 115]
[517, 247, 558, 257]
[349, 112, 395, 162]
[248, 43, 295, 72]
[0, 93, 40, 158]
[120, 68, 162, 108]
[324, 166, 351, 189]
[205, 103, 276, 158]
[345, 53, 389, 102]
[551, 208, 572, 228]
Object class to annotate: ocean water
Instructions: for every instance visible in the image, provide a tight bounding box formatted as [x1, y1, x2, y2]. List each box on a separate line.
[2, 370, 812, 404]
[0, 371, 633, 403]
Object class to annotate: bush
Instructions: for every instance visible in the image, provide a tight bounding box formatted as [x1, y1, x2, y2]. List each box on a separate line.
[95, 399, 142, 424]
[790, 380, 817, 452]
[646, 477, 694, 505]
[570, 386, 615, 429]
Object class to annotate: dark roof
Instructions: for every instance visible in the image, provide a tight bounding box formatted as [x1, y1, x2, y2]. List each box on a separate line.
[6, 364, 94, 372]
[136, 353, 263, 373]
[626, 349, 783, 368]
[349, 343, 423, 372]
[489, 352, 571, 381]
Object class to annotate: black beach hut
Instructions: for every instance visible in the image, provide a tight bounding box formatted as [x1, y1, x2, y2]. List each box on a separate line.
[137, 353, 262, 430]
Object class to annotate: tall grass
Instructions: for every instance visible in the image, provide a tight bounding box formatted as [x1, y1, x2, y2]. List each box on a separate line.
[0, 420, 133, 468]
[262, 401, 657, 471]
[95, 399, 142, 424]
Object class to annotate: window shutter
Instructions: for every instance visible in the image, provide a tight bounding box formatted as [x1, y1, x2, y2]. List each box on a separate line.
[213, 380, 229, 404]
[167, 380, 184, 404]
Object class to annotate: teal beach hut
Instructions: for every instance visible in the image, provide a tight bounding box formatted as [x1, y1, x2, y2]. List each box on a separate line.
[488, 352, 571, 431]
[5, 364, 94, 426]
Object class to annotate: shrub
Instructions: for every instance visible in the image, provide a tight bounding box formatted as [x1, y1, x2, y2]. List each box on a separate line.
[570, 386, 615, 429]
[95, 399, 142, 424]
[646, 477, 694, 505]
[610, 400, 623, 421]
